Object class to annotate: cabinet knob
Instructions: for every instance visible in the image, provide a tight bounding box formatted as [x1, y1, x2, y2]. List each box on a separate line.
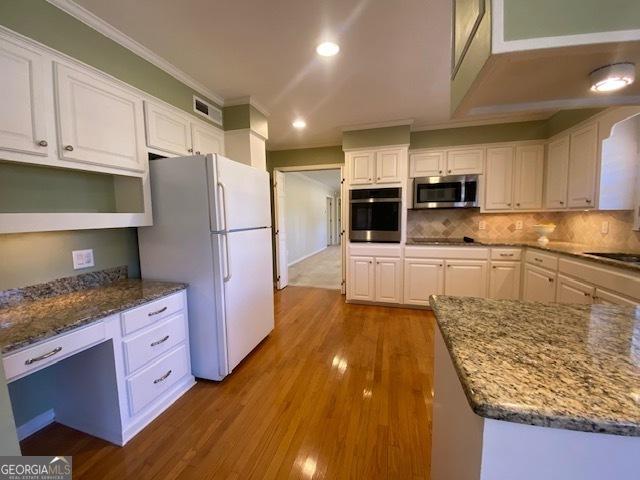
[583, 292, 591, 297]
[559, 201, 564, 205]
[586, 199, 591, 204]
[64, 145, 74, 151]
[195, 151, 201, 155]
[188, 148, 193, 153]
[516, 203, 521, 207]
[377, 177, 380, 180]
[37, 140, 48, 147]
[507, 203, 511, 207]
[492, 266, 496, 269]
[548, 278, 554, 283]
[439, 170, 443, 174]
[448, 170, 452, 173]
[439, 264, 443, 267]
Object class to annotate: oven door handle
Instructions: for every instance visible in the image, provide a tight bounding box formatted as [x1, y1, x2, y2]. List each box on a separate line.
[350, 198, 401, 203]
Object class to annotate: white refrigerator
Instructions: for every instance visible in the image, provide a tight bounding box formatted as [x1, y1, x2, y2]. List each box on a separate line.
[138, 154, 275, 380]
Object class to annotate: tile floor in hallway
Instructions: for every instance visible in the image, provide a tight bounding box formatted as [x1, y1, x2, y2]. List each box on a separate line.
[288, 245, 342, 290]
[21, 287, 435, 479]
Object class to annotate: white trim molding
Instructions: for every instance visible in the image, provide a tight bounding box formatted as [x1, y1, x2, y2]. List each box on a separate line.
[492, 0, 640, 54]
[342, 118, 414, 132]
[46, 0, 225, 106]
[17, 409, 55, 441]
[223, 96, 270, 117]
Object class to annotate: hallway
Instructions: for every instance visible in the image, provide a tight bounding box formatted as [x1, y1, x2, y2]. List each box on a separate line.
[288, 245, 341, 290]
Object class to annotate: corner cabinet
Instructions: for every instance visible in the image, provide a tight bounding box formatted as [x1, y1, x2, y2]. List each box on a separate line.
[567, 123, 598, 208]
[55, 63, 147, 173]
[346, 147, 406, 186]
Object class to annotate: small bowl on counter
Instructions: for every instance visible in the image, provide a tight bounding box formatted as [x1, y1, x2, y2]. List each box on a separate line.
[532, 224, 556, 246]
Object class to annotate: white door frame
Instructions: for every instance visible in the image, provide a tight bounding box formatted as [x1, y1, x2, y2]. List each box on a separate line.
[272, 164, 346, 294]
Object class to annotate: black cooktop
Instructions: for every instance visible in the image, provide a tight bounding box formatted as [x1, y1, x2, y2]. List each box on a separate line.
[585, 252, 640, 265]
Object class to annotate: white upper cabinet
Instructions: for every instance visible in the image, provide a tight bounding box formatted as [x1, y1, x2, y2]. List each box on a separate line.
[191, 121, 225, 156]
[55, 63, 147, 173]
[347, 151, 375, 185]
[567, 123, 598, 208]
[409, 151, 445, 177]
[0, 38, 49, 157]
[544, 136, 570, 209]
[375, 149, 402, 183]
[484, 146, 514, 210]
[445, 148, 484, 175]
[513, 144, 544, 210]
[144, 101, 192, 156]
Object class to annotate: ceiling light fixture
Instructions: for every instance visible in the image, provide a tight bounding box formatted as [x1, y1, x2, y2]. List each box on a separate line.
[316, 41, 340, 57]
[590, 63, 635, 93]
[292, 119, 306, 129]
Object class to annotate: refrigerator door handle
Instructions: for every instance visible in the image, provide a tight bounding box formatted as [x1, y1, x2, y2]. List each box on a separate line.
[217, 181, 229, 232]
[222, 233, 232, 282]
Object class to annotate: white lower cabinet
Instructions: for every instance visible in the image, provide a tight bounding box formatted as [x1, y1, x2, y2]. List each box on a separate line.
[556, 275, 594, 305]
[594, 288, 639, 307]
[523, 264, 557, 302]
[489, 261, 521, 300]
[444, 260, 488, 298]
[375, 257, 402, 303]
[349, 256, 375, 301]
[403, 259, 444, 306]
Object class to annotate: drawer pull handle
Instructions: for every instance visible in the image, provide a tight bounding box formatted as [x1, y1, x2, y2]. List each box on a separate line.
[64, 145, 74, 151]
[499, 253, 514, 257]
[25, 346, 62, 365]
[38, 140, 48, 147]
[150, 335, 170, 347]
[153, 369, 172, 384]
[148, 306, 168, 317]
[583, 292, 591, 297]
[548, 278, 554, 283]
[534, 258, 543, 263]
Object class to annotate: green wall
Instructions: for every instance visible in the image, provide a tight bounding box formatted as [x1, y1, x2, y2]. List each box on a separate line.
[0, 0, 221, 117]
[223, 104, 269, 139]
[267, 146, 344, 172]
[342, 125, 411, 150]
[0, 229, 140, 290]
[504, 0, 640, 41]
[545, 108, 606, 137]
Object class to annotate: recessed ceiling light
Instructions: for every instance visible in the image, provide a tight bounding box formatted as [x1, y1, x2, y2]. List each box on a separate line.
[292, 119, 306, 129]
[316, 42, 340, 57]
[590, 63, 635, 93]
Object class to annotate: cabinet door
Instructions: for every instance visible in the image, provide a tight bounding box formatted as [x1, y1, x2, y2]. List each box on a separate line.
[55, 63, 146, 172]
[348, 151, 375, 185]
[191, 121, 224, 155]
[489, 261, 521, 300]
[375, 257, 402, 303]
[567, 123, 598, 208]
[349, 256, 374, 301]
[523, 265, 556, 302]
[556, 275, 594, 305]
[0, 38, 49, 157]
[375, 149, 402, 183]
[595, 288, 639, 307]
[144, 101, 192, 156]
[403, 259, 444, 306]
[484, 147, 514, 210]
[409, 151, 444, 177]
[513, 144, 544, 209]
[446, 148, 484, 175]
[444, 260, 488, 298]
[544, 136, 570, 209]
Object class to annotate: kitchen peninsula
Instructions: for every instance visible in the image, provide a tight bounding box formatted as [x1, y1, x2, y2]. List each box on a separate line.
[429, 295, 640, 480]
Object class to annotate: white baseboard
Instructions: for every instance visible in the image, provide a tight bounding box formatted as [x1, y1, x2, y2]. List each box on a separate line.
[17, 409, 55, 440]
[288, 246, 327, 267]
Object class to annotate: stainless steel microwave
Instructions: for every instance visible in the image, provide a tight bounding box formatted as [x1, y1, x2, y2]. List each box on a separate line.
[412, 174, 479, 209]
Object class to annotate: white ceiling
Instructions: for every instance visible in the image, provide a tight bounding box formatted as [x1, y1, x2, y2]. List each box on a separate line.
[72, 0, 453, 150]
[295, 170, 342, 191]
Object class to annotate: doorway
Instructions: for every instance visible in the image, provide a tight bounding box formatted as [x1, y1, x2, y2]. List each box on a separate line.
[273, 165, 344, 292]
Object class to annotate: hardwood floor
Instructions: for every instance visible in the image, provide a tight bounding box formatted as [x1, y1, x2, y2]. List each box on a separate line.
[21, 287, 435, 479]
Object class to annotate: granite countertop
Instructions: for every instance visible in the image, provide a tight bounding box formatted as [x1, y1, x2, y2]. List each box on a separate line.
[406, 238, 640, 273]
[429, 295, 640, 436]
[0, 279, 186, 355]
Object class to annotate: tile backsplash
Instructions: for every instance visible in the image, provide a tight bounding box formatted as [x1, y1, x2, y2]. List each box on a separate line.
[407, 209, 640, 250]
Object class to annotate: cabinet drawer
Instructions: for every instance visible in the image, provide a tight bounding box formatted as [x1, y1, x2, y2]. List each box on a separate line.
[3, 321, 106, 381]
[121, 292, 184, 336]
[491, 248, 521, 261]
[349, 244, 401, 258]
[404, 246, 489, 260]
[123, 313, 187, 374]
[525, 249, 558, 271]
[127, 344, 189, 415]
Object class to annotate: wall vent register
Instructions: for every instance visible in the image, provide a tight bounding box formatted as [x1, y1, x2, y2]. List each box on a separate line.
[193, 95, 223, 126]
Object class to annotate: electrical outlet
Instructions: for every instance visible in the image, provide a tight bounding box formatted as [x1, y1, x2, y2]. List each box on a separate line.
[515, 220, 523, 231]
[72, 249, 95, 270]
[478, 220, 486, 231]
[601, 221, 609, 234]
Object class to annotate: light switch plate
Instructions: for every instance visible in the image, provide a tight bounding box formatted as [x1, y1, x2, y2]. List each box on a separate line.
[601, 221, 609, 234]
[515, 220, 523, 230]
[478, 220, 486, 231]
[72, 249, 95, 270]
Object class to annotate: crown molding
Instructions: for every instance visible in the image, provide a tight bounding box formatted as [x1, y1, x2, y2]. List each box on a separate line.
[46, 0, 225, 106]
[341, 118, 414, 132]
[223, 96, 270, 117]
[267, 141, 342, 152]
